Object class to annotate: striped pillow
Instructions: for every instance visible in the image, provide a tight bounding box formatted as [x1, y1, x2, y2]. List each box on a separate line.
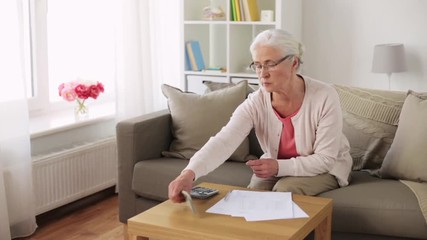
[334, 85, 406, 171]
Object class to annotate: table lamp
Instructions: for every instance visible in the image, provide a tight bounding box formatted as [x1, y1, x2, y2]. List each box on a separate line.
[372, 43, 407, 89]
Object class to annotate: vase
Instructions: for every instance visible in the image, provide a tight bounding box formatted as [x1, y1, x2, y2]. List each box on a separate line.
[74, 99, 89, 120]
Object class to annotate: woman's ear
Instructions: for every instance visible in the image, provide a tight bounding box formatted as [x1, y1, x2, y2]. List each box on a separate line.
[292, 57, 299, 69]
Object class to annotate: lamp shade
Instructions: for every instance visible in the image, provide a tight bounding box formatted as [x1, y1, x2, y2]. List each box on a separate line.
[372, 43, 407, 73]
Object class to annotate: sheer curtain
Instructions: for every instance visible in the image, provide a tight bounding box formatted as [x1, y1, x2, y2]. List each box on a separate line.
[0, 1, 37, 239]
[116, 0, 181, 121]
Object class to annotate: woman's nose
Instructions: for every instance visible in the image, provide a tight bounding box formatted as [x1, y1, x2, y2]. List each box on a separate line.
[259, 69, 269, 78]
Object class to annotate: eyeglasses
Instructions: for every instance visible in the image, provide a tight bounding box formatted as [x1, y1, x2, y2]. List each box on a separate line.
[249, 55, 294, 73]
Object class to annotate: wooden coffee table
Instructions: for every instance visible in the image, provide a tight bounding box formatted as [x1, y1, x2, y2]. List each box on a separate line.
[127, 182, 332, 240]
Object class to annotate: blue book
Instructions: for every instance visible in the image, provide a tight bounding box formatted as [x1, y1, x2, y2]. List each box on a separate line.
[186, 41, 198, 71]
[190, 41, 205, 71]
[184, 42, 191, 71]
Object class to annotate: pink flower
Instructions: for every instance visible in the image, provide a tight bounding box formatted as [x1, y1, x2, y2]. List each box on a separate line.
[58, 79, 104, 103]
[97, 82, 104, 93]
[58, 83, 65, 96]
[58, 82, 78, 102]
[75, 84, 90, 99]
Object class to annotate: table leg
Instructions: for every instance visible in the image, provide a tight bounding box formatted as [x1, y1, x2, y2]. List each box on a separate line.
[128, 233, 149, 240]
[314, 212, 332, 240]
[125, 224, 149, 240]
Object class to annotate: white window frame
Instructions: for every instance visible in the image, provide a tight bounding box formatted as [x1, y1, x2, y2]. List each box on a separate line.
[26, 0, 50, 114]
[25, 0, 116, 117]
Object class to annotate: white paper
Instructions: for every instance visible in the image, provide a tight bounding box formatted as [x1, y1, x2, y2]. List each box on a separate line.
[206, 190, 308, 221]
[293, 202, 309, 218]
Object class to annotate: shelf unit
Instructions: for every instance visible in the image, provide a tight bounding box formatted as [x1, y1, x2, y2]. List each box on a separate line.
[182, 0, 301, 94]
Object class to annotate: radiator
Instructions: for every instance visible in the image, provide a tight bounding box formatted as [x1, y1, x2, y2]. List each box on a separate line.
[32, 137, 117, 215]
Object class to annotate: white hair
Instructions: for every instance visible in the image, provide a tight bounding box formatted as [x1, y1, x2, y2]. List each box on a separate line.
[250, 29, 305, 69]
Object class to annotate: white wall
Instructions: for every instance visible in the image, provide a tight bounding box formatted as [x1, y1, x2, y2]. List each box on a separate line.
[301, 0, 427, 92]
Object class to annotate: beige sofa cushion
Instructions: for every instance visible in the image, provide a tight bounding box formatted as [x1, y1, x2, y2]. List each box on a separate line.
[380, 91, 427, 182]
[319, 171, 427, 238]
[161, 81, 250, 162]
[334, 85, 406, 171]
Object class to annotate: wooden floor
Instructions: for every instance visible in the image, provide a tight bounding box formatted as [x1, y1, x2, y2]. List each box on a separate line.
[17, 193, 124, 240]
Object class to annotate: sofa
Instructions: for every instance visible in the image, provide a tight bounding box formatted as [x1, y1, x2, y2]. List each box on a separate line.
[117, 81, 427, 239]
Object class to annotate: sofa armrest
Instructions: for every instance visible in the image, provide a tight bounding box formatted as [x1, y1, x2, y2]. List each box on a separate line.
[116, 109, 172, 222]
[116, 109, 172, 163]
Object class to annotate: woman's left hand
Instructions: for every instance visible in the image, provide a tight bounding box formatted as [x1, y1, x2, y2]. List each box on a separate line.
[246, 158, 279, 178]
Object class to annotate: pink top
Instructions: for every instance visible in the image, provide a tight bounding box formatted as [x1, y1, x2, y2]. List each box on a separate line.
[274, 108, 300, 159]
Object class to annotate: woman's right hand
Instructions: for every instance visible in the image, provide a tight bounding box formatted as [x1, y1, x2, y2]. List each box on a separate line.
[168, 170, 195, 203]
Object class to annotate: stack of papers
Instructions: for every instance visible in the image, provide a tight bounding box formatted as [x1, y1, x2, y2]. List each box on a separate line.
[206, 190, 308, 221]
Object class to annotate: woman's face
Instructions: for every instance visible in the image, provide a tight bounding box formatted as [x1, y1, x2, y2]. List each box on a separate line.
[252, 46, 296, 92]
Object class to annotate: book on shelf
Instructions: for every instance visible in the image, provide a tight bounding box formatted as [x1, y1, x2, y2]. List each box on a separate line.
[234, 0, 242, 21]
[185, 40, 205, 71]
[184, 43, 191, 71]
[231, 0, 247, 21]
[230, 0, 237, 21]
[239, 0, 246, 21]
[242, 0, 259, 21]
[202, 67, 226, 73]
[185, 42, 198, 71]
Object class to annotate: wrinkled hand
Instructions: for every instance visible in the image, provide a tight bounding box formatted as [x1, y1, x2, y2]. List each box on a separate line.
[168, 170, 195, 203]
[246, 158, 278, 178]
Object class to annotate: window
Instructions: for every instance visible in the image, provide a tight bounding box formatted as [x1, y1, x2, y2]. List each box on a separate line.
[25, 0, 117, 115]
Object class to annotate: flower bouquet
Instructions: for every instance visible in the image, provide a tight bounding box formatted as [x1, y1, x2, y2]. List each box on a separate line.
[58, 79, 104, 120]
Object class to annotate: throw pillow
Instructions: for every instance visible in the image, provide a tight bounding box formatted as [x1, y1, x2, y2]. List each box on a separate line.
[380, 91, 427, 182]
[203, 80, 259, 95]
[334, 85, 406, 171]
[203, 81, 235, 92]
[161, 81, 250, 162]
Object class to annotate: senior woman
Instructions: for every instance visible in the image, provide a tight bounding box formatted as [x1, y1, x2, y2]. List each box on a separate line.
[168, 29, 352, 203]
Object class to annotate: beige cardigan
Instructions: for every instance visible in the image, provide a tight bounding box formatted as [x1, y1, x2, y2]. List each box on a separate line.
[185, 75, 352, 187]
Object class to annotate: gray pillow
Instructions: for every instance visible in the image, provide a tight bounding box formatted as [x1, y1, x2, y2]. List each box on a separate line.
[380, 91, 427, 182]
[203, 81, 236, 92]
[161, 81, 250, 162]
[334, 85, 406, 171]
[203, 80, 259, 95]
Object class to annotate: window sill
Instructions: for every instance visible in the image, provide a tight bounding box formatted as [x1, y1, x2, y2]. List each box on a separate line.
[30, 102, 116, 139]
